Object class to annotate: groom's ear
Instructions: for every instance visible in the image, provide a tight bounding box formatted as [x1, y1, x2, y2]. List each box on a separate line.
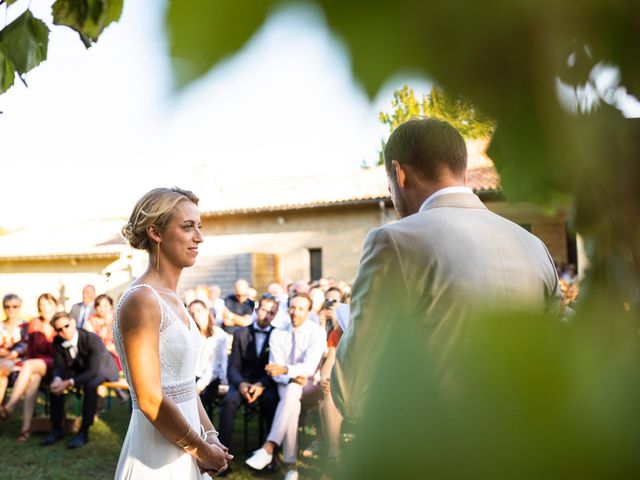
[392, 160, 407, 188]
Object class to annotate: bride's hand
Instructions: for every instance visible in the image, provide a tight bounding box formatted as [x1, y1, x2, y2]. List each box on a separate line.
[206, 433, 233, 461]
[194, 442, 228, 475]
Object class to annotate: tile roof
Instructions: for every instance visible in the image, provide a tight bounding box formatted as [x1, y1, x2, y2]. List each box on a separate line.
[200, 147, 500, 216]
[0, 218, 127, 261]
[0, 144, 500, 259]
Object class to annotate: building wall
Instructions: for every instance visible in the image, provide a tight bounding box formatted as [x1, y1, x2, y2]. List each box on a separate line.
[200, 204, 386, 286]
[0, 201, 569, 310]
[199, 200, 568, 291]
[0, 257, 125, 318]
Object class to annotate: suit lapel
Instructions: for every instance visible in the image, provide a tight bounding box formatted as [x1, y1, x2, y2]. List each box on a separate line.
[247, 328, 258, 362]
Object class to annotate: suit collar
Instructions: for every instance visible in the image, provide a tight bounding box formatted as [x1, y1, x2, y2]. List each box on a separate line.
[423, 192, 486, 211]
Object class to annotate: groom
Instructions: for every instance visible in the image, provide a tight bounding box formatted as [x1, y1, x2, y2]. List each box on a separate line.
[332, 118, 562, 423]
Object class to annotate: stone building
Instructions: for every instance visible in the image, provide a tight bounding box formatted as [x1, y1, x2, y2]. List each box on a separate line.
[0, 145, 574, 315]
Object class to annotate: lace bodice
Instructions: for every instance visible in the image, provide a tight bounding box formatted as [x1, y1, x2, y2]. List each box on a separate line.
[114, 284, 203, 408]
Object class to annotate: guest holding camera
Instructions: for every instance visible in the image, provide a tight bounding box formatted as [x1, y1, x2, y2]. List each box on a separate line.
[318, 287, 342, 332]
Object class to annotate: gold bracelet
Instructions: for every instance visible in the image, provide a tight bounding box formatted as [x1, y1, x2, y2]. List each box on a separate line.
[176, 426, 193, 449]
[184, 429, 201, 451]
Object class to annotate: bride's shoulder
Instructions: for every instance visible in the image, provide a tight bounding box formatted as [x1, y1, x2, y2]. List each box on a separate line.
[117, 285, 162, 329]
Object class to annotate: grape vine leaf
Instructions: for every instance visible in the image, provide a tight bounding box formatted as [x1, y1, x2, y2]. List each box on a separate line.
[52, 0, 123, 48]
[0, 47, 16, 94]
[0, 9, 49, 75]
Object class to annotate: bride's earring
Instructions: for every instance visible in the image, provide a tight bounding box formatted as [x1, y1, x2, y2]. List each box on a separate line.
[156, 241, 161, 275]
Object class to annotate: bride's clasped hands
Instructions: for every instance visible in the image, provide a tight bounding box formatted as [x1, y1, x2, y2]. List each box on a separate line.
[196, 432, 233, 476]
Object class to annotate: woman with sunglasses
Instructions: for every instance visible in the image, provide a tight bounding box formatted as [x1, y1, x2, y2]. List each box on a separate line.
[0, 294, 28, 405]
[0, 293, 57, 444]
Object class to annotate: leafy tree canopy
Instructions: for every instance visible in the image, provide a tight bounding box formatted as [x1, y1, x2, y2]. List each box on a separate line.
[377, 85, 495, 165]
[379, 85, 495, 141]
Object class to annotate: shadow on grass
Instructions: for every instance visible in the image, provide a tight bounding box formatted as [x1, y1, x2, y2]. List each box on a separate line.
[0, 401, 328, 479]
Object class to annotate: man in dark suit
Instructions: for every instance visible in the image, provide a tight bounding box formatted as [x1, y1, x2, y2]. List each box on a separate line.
[42, 311, 119, 449]
[218, 296, 279, 448]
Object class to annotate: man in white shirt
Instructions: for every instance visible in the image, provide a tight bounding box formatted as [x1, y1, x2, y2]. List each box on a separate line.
[245, 293, 326, 480]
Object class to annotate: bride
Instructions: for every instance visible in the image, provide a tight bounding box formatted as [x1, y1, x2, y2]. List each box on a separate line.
[114, 187, 232, 478]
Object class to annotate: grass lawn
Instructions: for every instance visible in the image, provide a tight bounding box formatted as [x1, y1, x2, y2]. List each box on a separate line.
[0, 397, 327, 479]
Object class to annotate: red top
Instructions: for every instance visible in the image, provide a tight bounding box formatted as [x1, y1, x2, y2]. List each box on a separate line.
[327, 329, 342, 349]
[25, 317, 55, 370]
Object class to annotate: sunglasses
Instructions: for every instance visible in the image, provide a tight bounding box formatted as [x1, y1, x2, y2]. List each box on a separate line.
[3, 304, 20, 309]
[54, 323, 72, 333]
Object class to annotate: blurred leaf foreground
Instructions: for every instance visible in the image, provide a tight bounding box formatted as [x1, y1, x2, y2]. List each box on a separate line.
[157, 1, 640, 477]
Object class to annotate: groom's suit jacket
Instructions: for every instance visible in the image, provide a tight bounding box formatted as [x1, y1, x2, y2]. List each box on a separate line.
[331, 193, 561, 422]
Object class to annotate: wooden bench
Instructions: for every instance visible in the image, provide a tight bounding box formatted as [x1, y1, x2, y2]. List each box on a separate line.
[101, 379, 130, 410]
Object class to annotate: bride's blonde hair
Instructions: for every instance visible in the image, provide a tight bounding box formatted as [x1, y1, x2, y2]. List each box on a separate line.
[122, 187, 199, 252]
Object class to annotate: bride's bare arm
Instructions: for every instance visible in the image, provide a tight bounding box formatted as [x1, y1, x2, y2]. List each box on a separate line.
[119, 289, 227, 472]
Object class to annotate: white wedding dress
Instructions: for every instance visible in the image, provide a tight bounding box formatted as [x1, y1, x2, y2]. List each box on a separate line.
[113, 284, 205, 479]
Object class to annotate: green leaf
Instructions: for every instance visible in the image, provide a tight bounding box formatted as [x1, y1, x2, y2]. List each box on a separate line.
[0, 47, 16, 94]
[166, 0, 277, 90]
[52, 0, 123, 48]
[0, 9, 49, 75]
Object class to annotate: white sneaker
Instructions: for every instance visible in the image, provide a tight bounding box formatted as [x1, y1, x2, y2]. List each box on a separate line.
[284, 470, 299, 480]
[245, 447, 273, 470]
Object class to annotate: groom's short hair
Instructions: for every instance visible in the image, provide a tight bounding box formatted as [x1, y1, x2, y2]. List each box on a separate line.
[384, 117, 467, 182]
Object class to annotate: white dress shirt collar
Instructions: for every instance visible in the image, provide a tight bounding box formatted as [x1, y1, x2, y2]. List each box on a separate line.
[288, 317, 314, 334]
[419, 186, 474, 213]
[61, 330, 79, 359]
[61, 330, 79, 348]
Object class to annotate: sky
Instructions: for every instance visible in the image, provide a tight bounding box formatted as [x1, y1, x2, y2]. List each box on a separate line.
[1, 1, 638, 231]
[0, 0, 430, 230]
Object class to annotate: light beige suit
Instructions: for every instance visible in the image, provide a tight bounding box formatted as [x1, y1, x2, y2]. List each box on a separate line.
[331, 193, 561, 422]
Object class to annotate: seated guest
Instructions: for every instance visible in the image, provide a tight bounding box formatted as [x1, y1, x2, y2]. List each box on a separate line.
[83, 294, 120, 369]
[218, 296, 279, 450]
[318, 287, 342, 332]
[309, 287, 325, 318]
[222, 279, 255, 334]
[267, 283, 289, 309]
[319, 324, 344, 462]
[0, 293, 57, 444]
[0, 294, 28, 405]
[69, 284, 96, 329]
[42, 312, 118, 449]
[208, 284, 226, 327]
[245, 293, 326, 480]
[188, 300, 228, 406]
